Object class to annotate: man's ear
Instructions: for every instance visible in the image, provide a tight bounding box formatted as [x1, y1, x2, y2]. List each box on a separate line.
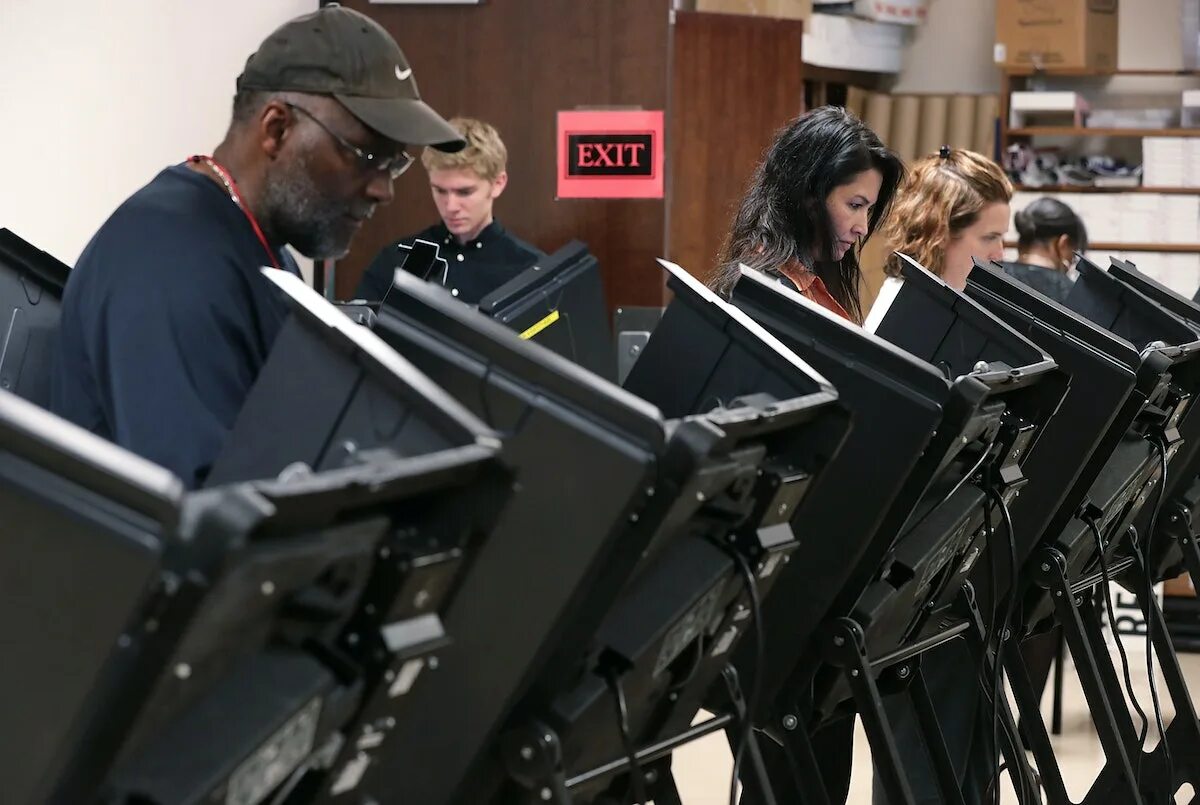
[259, 99, 292, 159]
[490, 170, 509, 198]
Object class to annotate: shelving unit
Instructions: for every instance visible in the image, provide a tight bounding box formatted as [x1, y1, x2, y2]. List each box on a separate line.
[1005, 241, 1200, 253]
[1009, 127, 1200, 137]
[1013, 185, 1200, 194]
[1002, 72, 1200, 641]
[1001, 68, 1200, 259]
[1003, 67, 1200, 78]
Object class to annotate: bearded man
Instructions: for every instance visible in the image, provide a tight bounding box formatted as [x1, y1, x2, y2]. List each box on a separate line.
[51, 4, 462, 488]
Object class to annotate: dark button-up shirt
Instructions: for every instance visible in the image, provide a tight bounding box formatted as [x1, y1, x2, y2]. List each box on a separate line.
[355, 220, 543, 304]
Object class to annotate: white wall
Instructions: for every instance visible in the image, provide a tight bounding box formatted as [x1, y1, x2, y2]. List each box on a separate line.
[0, 0, 315, 271]
[889, 0, 1000, 95]
[890, 0, 1185, 96]
[1, 0, 1186, 267]
[1119, 0, 1183, 69]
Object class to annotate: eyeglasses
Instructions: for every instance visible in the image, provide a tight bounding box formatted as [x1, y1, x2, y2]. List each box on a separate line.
[286, 103, 414, 180]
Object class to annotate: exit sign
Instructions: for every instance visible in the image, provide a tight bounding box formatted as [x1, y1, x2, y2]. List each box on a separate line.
[556, 110, 664, 199]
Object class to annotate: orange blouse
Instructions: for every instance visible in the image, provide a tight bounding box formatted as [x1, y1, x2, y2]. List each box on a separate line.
[777, 262, 857, 324]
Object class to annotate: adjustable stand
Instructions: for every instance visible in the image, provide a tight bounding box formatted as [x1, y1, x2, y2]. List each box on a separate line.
[822, 617, 922, 805]
[756, 587, 1039, 805]
[502, 666, 775, 805]
[1086, 535, 1200, 804]
[1161, 496, 1200, 587]
[962, 585, 1044, 805]
[1004, 545, 1146, 805]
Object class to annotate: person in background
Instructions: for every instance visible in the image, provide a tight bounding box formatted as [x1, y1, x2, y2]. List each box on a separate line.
[1000, 196, 1087, 304]
[711, 106, 903, 805]
[875, 146, 1013, 294]
[52, 5, 463, 488]
[1001, 196, 1088, 761]
[355, 117, 543, 303]
[867, 147, 1015, 805]
[710, 105, 904, 325]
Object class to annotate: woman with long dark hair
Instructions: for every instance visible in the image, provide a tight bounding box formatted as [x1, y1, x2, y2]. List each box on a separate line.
[711, 106, 904, 324]
[719, 107, 903, 805]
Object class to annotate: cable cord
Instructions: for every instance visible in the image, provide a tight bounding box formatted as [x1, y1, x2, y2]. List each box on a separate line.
[982, 489, 1000, 665]
[1142, 437, 1174, 800]
[1083, 515, 1150, 787]
[898, 434, 999, 544]
[984, 485, 1027, 805]
[604, 667, 648, 805]
[980, 490, 1004, 805]
[19, 272, 44, 305]
[724, 548, 766, 805]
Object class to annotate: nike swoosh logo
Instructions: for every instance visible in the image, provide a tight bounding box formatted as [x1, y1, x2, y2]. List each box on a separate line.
[395, 66, 413, 81]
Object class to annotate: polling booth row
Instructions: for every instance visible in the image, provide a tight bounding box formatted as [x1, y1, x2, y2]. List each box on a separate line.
[5, 219, 1200, 804]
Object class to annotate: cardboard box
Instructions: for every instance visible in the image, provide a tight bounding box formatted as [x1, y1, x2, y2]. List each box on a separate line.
[995, 0, 1119, 71]
[854, 0, 927, 25]
[690, 0, 812, 20]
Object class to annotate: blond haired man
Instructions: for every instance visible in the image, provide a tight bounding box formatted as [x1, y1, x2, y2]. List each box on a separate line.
[356, 117, 543, 303]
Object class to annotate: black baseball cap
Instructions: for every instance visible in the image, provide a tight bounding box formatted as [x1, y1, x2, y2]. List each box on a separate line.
[237, 3, 464, 152]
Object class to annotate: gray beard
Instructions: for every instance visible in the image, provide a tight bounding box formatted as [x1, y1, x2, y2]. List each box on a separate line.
[261, 156, 372, 260]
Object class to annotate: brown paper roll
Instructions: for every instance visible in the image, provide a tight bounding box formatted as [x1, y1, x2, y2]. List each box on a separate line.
[917, 95, 950, 159]
[891, 95, 920, 164]
[948, 95, 977, 151]
[974, 95, 999, 158]
[864, 92, 894, 149]
[846, 85, 870, 121]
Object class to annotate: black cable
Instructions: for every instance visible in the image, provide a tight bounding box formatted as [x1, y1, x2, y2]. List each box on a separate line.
[986, 485, 1024, 805]
[975, 468, 1037, 805]
[1143, 437, 1174, 800]
[1083, 514, 1150, 786]
[980, 482, 1037, 804]
[726, 549, 765, 805]
[19, 272, 44, 305]
[983, 486, 1000, 666]
[604, 668, 648, 805]
[979, 489, 1005, 805]
[898, 434, 999, 544]
[983, 762, 1010, 805]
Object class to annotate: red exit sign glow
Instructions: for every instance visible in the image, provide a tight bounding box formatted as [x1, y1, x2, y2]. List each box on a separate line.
[557, 110, 664, 199]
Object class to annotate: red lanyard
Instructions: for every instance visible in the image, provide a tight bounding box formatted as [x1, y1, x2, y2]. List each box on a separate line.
[188, 155, 281, 270]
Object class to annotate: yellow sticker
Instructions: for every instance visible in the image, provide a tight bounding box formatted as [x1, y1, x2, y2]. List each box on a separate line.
[519, 310, 560, 340]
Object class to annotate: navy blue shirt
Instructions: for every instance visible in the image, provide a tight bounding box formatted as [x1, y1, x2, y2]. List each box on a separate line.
[51, 163, 299, 488]
[355, 220, 542, 304]
[999, 260, 1074, 305]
